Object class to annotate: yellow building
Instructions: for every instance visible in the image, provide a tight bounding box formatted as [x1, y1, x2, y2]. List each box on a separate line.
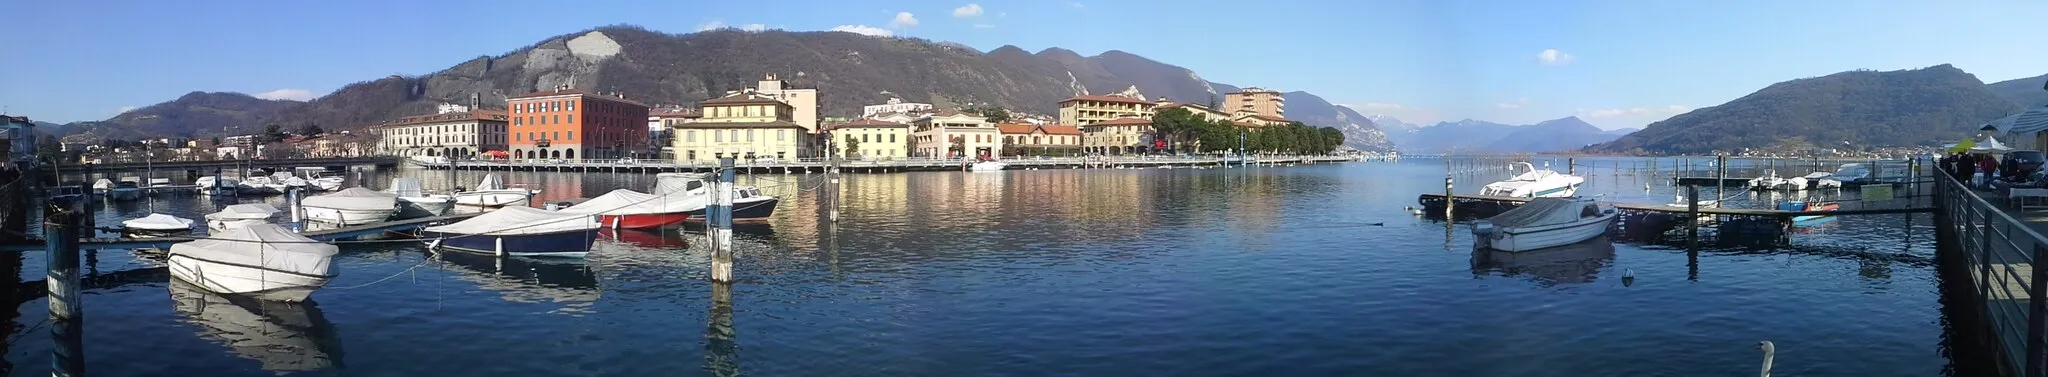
[671, 93, 808, 162]
[827, 119, 912, 160]
[912, 110, 1003, 158]
[1058, 95, 1156, 126]
[1155, 100, 1233, 123]
[998, 123, 1084, 156]
[1083, 116, 1155, 155]
[1234, 114, 1293, 128]
[1224, 87, 1286, 119]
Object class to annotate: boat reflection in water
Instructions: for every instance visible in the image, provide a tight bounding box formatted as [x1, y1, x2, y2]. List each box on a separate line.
[1470, 237, 1617, 286]
[167, 279, 345, 373]
[436, 247, 601, 305]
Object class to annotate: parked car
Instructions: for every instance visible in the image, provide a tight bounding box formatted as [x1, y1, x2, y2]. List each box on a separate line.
[2009, 150, 2045, 176]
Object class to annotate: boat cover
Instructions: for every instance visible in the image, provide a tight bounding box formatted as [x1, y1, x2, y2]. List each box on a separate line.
[1486, 198, 1593, 228]
[1801, 172, 1833, 179]
[652, 173, 709, 195]
[124, 213, 196, 230]
[170, 224, 337, 278]
[207, 203, 280, 221]
[93, 179, 112, 189]
[389, 178, 427, 197]
[424, 206, 597, 235]
[280, 176, 308, 187]
[302, 187, 397, 211]
[564, 189, 705, 216]
[475, 174, 506, 191]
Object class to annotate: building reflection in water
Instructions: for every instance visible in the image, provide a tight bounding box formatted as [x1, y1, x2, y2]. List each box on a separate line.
[704, 281, 739, 377]
[167, 279, 345, 373]
[1469, 237, 1617, 286]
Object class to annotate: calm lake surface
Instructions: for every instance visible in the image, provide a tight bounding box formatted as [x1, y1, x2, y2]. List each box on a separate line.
[0, 157, 1958, 376]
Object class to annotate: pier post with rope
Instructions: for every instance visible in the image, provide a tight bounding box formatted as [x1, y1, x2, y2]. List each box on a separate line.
[710, 157, 736, 283]
[45, 183, 85, 377]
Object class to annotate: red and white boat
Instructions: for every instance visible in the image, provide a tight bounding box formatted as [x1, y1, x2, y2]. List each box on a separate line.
[562, 174, 709, 229]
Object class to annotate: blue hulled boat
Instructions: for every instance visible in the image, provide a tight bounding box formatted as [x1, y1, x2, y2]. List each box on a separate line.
[423, 206, 600, 257]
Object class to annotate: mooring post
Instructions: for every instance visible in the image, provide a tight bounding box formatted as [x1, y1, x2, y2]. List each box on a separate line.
[1686, 185, 1701, 245]
[1444, 176, 1455, 218]
[827, 140, 841, 223]
[46, 191, 84, 377]
[1716, 155, 1728, 208]
[1567, 157, 1575, 175]
[287, 187, 304, 230]
[2028, 244, 2048, 377]
[710, 157, 736, 283]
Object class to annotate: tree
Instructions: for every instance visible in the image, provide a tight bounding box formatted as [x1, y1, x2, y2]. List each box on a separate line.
[1150, 108, 1207, 153]
[299, 124, 326, 137]
[261, 124, 288, 143]
[1207, 93, 1221, 109]
[966, 105, 1011, 123]
[844, 137, 862, 158]
[949, 135, 966, 157]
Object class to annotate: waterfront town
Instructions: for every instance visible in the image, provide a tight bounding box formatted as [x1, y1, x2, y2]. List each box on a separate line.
[34, 74, 1326, 165]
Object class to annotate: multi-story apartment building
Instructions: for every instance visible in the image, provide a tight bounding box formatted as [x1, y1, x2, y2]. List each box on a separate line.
[670, 92, 808, 162]
[826, 119, 912, 160]
[507, 88, 650, 160]
[861, 97, 934, 118]
[1224, 87, 1286, 119]
[1057, 94, 1156, 126]
[1082, 116, 1155, 155]
[749, 73, 820, 134]
[371, 105, 509, 158]
[912, 110, 1002, 158]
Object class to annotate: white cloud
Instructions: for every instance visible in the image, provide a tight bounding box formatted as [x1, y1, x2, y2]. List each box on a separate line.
[253, 88, 315, 101]
[1494, 98, 1530, 109]
[1069, 2, 1086, 8]
[1536, 49, 1574, 66]
[889, 12, 919, 28]
[697, 20, 726, 31]
[831, 25, 894, 37]
[739, 23, 767, 32]
[972, 24, 996, 29]
[998, 12, 1008, 18]
[1339, 102, 1441, 125]
[953, 4, 984, 18]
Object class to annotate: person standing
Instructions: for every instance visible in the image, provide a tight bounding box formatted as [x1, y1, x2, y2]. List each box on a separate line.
[1979, 154, 1999, 187]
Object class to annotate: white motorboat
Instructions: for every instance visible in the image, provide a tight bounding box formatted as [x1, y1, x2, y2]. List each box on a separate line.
[207, 203, 280, 232]
[167, 224, 339, 302]
[969, 161, 1008, 172]
[422, 206, 599, 257]
[1470, 197, 1617, 252]
[166, 280, 341, 372]
[300, 187, 398, 225]
[388, 178, 453, 218]
[123, 213, 196, 237]
[197, 176, 242, 196]
[1747, 170, 1799, 191]
[112, 178, 144, 201]
[1479, 162, 1584, 198]
[438, 174, 539, 208]
[295, 167, 344, 191]
[1800, 172, 1842, 189]
[92, 178, 113, 196]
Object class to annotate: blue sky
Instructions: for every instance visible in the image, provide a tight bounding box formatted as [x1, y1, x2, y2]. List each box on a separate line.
[3, 0, 2045, 130]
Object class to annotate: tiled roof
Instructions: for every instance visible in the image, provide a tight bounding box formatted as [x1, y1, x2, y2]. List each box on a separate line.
[377, 110, 510, 128]
[509, 89, 648, 106]
[1241, 114, 1290, 122]
[652, 107, 700, 117]
[1040, 125, 1083, 135]
[1060, 95, 1155, 105]
[671, 121, 805, 129]
[700, 94, 787, 106]
[996, 123, 1036, 134]
[827, 119, 909, 130]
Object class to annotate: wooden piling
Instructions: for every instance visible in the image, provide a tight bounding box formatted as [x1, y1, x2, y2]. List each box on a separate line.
[709, 157, 736, 283]
[1716, 155, 1728, 208]
[46, 187, 85, 377]
[1686, 185, 1701, 245]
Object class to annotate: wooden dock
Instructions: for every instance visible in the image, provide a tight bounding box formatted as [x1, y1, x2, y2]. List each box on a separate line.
[0, 212, 480, 252]
[1416, 193, 1932, 217]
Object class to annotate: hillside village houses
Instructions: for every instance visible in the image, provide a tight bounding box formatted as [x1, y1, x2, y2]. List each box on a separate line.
[371, 100, 510, 158]
[670, 91, 810, 162]
[862, 97, 933, 118]
[825, 119, 912, 159]
[913, 110, 1004, 158]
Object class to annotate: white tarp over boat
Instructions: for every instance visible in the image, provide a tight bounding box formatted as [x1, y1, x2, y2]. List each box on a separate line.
[390, 178, 427, 197]
[475, 174, 506, 190]
[652, 173, 709, 195]
[170, 224, 338, 278]
[564, 189, 705, 216]
[125, 213, 196, 230]
[425, 206, 597, 235]
[302, 187, 397, 211]
[208, 204, 280, 221]
[1485, 198, 1591, 229]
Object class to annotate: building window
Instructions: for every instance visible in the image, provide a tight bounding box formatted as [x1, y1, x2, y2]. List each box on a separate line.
[568, 114, 575, 124]
[567, 101, 575, 111]
[715, 130, 722, 142]
[568, 131, 574, 141]
[554, 115, 560, 124]
[687, 131, 696, 142]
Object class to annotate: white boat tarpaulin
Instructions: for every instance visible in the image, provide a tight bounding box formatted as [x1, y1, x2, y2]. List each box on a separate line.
[389, 178, 427, 197]
[170, 224, 338, 278]
[563, 189, 706, 216]
[124, 213, 195, 230]
[653, 173, 709, 196]
[207, 203, 280, 221]
[301, 187, 397, 211]
[1485, 198, 1589, 228]
[424, 206, 598, 235]
[475, 174, 506, 191]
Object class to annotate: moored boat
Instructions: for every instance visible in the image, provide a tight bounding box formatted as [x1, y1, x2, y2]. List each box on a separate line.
[969, 160, 1008, 172]
[567, 189, 705, 229]
[438, 174, 538, 208]
[682, 185, 780, 222]
[123, 213, 196, 237]
[300, 187, 399, 225]
[1479, 162, 1584, 198]
[422, 206, 599, 257]
[167, 224, 339, 302]
[387, 178, 453, 218]
[1779, 200, 1841, 224]
[207, 203, 280, 232]
[92, 178, 113, 197]
[1470, 197, 1617, 252]
[112, 178, 144, 201]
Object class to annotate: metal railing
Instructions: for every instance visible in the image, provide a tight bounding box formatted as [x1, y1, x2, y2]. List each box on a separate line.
[416, 154, 1367, 170]
[1937, 170, 2048, 377]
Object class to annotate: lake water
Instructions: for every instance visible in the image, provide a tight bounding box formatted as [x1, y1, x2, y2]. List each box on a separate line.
[0, 157, 1968, 376]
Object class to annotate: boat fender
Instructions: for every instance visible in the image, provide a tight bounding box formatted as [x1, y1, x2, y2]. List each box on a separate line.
[425, 237, 443, 250]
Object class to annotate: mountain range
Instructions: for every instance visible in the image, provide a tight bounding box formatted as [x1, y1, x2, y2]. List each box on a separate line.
[1989, 73, 2048, 109]
[51, 25, 1396, 151]
[1371, 116, 1626, 153]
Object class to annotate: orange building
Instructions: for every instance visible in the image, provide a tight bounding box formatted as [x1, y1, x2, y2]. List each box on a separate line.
[507, 88, 651, 160]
